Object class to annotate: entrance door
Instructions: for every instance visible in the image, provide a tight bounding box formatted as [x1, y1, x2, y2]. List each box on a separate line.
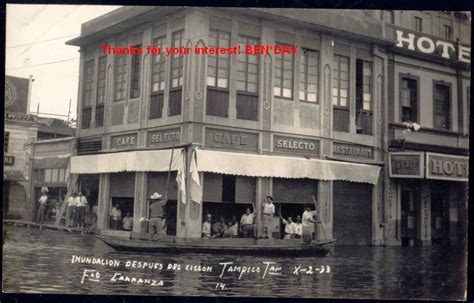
[400, 189, 419, 246]
[431, 183, 450, 245]
[333, 181, 372, 245]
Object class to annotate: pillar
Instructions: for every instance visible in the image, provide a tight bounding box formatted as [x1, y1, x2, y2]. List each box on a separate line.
[97, 173, 110, 232]
[317, 180, 333, 241]
[418, 182, 431, 246]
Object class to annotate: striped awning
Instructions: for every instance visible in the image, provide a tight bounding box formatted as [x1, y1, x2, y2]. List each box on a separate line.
[196, 149, 380, 185]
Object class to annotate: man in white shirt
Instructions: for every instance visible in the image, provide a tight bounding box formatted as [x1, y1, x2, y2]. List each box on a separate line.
[302, 204, 318, 244]
[122, 212, 133, 231]
[202, 214, 212, 238]
[280, 215, 296, 239]
[75, 191, 88, 229]
[37, 192, 49, 225]
[65, 193, 77, 227]
[240, 206, 256, 238]
[262, 196, 275, 239]
[110, 204, 122, 230]
[294, 215, 303, 239]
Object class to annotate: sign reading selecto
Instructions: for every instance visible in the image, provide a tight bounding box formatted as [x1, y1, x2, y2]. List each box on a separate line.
[395, 29, 470, 64]
[4, 156, 15, 166]
[333, 143, 373, 159]
[273, 135, 319, 157]
[147, 128, 180, 147]
[111, 133, 138, 149]
[389, 152, 424, 178]
[205, 128, 258, 151]
[426, 152, 468, 182]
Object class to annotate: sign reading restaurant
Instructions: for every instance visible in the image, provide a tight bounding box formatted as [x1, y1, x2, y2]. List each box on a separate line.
[426, 152, 468, 182]
[395, 29, 471, 64]
[333, 143, 373, 159]
[273, 135, 319, 157]
[389, 152, 424, 178]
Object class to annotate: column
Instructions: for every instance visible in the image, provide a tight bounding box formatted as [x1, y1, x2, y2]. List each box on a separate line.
[317, 180, 333, 240]
[418, 182, 431, 246]
[97, 173, 110, 231]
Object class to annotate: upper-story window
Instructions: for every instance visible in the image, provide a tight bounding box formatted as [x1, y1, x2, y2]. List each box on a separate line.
[356, 59, 373, 135]
[150, 36, 166, 120]
[82, 59, 95, 129]
[401, 76, 418, 123]
[274, 43, 294, 99]
[169, 30, 184, 116]
[206, 29, 231, 117]
[114, 52, 127, 102]
[299, 49, 319, 103]
[414, 16, 422, 32]
[236, 35, 259, 121]
[4, 132, 9, 153]
[130, 44, 142, 99]
[433, 82, 451, 130]
[443, 25, 452, 40]
[333, 55, 350, 132]
[207, 30, 230, 89]
[95, 56, 106, 127]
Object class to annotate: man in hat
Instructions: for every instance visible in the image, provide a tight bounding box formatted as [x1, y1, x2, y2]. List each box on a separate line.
[149, 192, 167, 235]
[302, 204, 318, 244]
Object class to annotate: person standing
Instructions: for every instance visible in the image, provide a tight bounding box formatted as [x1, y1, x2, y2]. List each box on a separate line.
[262, 196, 275, 239]
[75, 191, 88, 229]
[122, 212, 133, 231]
[240, 206, 256, 238]
[65, 193, 77, 227]
[294, 215, 303, 239]
[302, 204, 318, 244]
[202, 214, 212, 238]
[110, 204, 122, 230]
[148, 192, 167, 235]
[37, 191, 48, 225]
[280, 215, 296, 239]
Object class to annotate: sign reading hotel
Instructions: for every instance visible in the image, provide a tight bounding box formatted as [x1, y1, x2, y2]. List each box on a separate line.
[426, 152, 468, 182]
[205, 128, 258, 151]
[333, 143, 373, 159]
[395, 29, 471, 64]
[389, 152, 424, 178]
[4, 156, 15, 166]
[273, 135, 319, 157]
[111, 133, 138, 149]
[147, 128, 181, 148]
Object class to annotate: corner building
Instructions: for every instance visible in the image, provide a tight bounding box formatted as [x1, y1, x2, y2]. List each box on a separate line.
[67, 7, 404, 245]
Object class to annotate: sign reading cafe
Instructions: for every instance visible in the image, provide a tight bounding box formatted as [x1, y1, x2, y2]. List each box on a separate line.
[395, 29, 471, 64]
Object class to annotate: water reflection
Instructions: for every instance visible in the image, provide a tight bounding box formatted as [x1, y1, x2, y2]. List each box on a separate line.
[2, 226, 466, 299]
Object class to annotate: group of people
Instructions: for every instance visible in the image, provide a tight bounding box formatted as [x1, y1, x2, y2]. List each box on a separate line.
[110, 205, 133, 231]
[65, 191, 90, 229]
[201, 196, 320, 244]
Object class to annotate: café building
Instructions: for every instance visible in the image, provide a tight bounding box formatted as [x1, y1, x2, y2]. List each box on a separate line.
[382, 11, 470, 246]
[67, 7, 395, 244]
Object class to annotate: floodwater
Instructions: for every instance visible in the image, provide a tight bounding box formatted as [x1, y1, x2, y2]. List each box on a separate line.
[2, 225, 466, 300]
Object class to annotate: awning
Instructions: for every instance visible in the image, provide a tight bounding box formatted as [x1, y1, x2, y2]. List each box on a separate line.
[196, 149, 380, 185]
[70, 149, 184, 174]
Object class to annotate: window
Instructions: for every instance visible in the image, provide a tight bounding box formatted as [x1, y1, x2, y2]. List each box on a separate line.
[207, 30, 230, 89]
[207, 30, 231, 117]
[169, 30, 184, 116]
[299, 49, 319, 103]
[130, 44, 142, 99]
[274, 43, 294, 99]
[443, 25, 452, 40]
[333, 55, 350, 132]
[4, 132, 9, 153]
[96, 56, 106, 127]
[333, 55, 349, 107]
[114, 52, 127, 101]
[170, 31, 184, 89]
[414, 17, 422, 32]
[401, 77, 418, 123]
[356, 60, 373, 134]
[236, 35, 259, 120]
[433, 83, 451, 130]
[151, 36, 166, 93]
[82, 59, 95, 129]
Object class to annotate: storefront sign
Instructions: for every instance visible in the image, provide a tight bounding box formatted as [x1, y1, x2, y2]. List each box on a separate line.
[205, 128, 258, 151]
[5, 76, 29, 113]
[389, 152, 424, 178]
[5, 112, 38, 123]
[426, 152, 468, 182]
[111, 133, 138, 149]
[147, 128, 180, 147]
[395, 29, 471, 64]
[333, 143, 373, 159]
[33, 157, 69, 169]
[4, 156, 15, 166]
[273, 135, 319, 157]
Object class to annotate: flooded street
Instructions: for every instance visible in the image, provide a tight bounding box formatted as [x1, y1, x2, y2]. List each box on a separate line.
[2, 225, 466, 300]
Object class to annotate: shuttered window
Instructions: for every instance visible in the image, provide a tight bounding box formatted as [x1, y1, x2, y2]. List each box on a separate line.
[299, 49, 319, 103]
[274, 43, 294, 99]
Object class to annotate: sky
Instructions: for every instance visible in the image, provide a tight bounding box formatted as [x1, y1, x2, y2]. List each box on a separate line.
[6, 4, 121, 120]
